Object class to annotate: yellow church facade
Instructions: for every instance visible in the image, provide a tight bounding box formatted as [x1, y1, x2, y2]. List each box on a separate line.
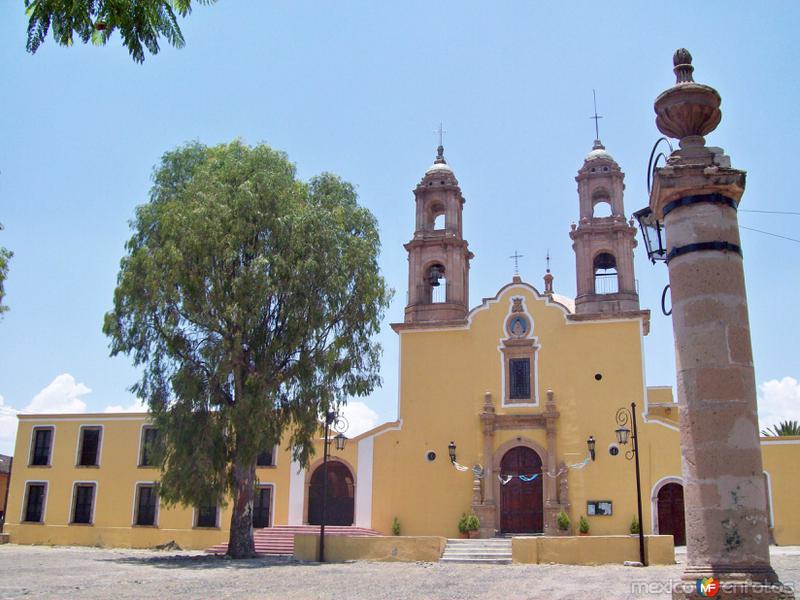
[5, 141, 800, 551]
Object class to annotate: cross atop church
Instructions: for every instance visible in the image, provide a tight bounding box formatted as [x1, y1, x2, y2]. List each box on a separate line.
[435, 122, 446, 147]
[546, 249, 551, 273]
[590, 89, 603, 141]
[509, 250, 524, 276]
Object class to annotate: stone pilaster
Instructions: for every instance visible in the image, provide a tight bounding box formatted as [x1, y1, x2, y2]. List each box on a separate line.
[649, 49, 792, 600]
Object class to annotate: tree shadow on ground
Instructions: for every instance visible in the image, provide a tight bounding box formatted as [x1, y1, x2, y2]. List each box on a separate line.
[100, 554, 315, 571]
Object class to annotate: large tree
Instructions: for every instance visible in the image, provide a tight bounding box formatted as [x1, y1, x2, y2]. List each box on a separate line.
[0, 223, 11, 315]
[25, 0, 216, 63]
[104, 141, 390, 557]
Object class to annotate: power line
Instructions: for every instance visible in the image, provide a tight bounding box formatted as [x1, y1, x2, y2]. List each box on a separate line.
[740, 209, 800, 216]
[740, 225, 800, 244]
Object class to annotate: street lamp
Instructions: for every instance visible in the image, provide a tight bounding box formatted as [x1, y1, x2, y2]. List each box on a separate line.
[318, 409, 348, 562]
[614, 402, 646, 566]
[448, 441, 457, 463]
[632, 206, 667, 264]
[586, 436, 596, 461]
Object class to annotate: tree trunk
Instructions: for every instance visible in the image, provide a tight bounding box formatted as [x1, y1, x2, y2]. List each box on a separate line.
[227, 457, 256, 558]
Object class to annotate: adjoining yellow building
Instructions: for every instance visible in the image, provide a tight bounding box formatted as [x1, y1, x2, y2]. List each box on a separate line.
[5, 141, 800, 551]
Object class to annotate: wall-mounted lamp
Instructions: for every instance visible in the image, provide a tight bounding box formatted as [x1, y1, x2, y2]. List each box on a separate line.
[587, 436, 596, 461]
[448, 441, 457, 463]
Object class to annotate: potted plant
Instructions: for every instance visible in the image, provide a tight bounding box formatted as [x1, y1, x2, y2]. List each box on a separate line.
[556, 510, 571, 535]
[458, 513, 470, 538]
[630, 516, 640, 535]
[391, 517, 401, 536]
[578, 515, 589, 536]
[466, 512, 481, 538]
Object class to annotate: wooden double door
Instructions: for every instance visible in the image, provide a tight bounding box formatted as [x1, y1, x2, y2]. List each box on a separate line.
[500, 446, 544, 534]
[657, 482, 686, 546]
[308, 461, 355, 526]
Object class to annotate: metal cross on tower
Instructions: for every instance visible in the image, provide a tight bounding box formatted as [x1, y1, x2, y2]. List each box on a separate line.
[435, 122, 446, 147]
[590, 89, 603, 140]
[546, 249, 551, 273]
[509, 250, 524, 275]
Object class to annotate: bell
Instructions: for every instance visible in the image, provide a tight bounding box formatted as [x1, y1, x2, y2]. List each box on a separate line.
[428, 265, 443, 286]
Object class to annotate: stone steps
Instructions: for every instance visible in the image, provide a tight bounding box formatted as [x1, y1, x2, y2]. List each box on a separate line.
[440, 538, 512, 564]
[206, 525, 382, 556]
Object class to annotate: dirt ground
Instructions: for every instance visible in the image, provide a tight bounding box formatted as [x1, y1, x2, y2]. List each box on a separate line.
[0, 545, 798, 600]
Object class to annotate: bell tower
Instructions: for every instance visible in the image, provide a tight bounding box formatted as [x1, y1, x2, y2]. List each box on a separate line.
[569, 140, 640, 314]
[404, 143, 473, 323]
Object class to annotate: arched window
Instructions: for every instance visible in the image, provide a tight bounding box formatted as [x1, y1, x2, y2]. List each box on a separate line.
[433, 213, 445, 230]
[593, 252, 619, 294]
[426, 202, 445, 231]
[592, 200, 612, 218]
[426, 263, 447, 303]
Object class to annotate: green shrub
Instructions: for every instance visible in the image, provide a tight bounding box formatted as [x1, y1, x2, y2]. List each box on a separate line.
[579, 515, 589, 534]
[465, 512, 480, 531]
[556, 510, 570, 531]
[391, 517, 401, 536]
[630, 516, 640, 534]
[458, 513, 470, 534]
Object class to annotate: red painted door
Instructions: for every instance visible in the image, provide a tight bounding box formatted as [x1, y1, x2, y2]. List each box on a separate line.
[308, 461, 355, 526]
[500, 446, 544, 533]
[657, 482, 686, 546]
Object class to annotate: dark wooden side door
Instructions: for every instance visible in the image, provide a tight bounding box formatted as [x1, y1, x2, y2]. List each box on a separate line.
[500, 446, 544, 534]
[253, 486, 272, 528]
[657, 482, 686, 546]
[308, 461, 355, 526]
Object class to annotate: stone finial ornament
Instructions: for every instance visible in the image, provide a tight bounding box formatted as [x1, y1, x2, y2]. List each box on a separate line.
[654, 48, 721, 147]
[434, 144, 446, 164]
[673, 48, 694, 83]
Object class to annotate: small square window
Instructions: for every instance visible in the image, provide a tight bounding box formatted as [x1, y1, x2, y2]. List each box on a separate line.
[23, 483, 46, 522]
[139, 427, 159, 467]
[509, 358, 531, 400]
[135, 484, 157, 526]
[196, 505, 218, 528]
[78, 427, 101, 466]
[72, 484, 95, 524]
[256, 447, 274, 467]
[30, 427, 53, 466]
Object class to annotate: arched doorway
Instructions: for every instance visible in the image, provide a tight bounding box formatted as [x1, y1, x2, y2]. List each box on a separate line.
[308, 461, 355, 526]
[500, 446, 543, 534]
[656, 482, 685, 546]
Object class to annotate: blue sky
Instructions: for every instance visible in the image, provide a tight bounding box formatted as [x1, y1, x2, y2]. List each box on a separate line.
[2, 1, 800, 454]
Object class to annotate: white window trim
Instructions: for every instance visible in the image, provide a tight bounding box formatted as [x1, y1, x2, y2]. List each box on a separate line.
[192, 504, 220, 529]
[20, 480, 49, 524]
[254, 483, 276, 528]
[69, 480, 99, 525]
[130, 481, 160, 527]
[28, 425, 56, 467]
[137, 423, 158, 468]
[74, 424, 104, 468]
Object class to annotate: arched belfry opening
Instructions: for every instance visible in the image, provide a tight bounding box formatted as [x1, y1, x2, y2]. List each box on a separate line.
[570, 139, 641, 315]
[593, 252, 619, 294]
[403, 143, 473, 323]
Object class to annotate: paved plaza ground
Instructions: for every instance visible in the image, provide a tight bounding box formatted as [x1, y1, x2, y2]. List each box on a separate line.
[0, 544, 798, 599]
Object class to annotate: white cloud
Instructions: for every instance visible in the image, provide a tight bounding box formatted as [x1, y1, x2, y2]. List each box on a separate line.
[24, 373, 91, 414]
[758, 377, 800, 430]
[340, 401, 380, 437]
[0, 395, 20, 456]
[104, 398, 147, 413]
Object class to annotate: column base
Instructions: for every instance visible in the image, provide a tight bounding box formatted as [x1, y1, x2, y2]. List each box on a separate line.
[473, 502, 496, 539]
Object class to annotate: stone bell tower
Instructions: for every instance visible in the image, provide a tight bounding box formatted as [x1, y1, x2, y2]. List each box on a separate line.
[404, 143, 473, 323]
[569, 140, 640, 315]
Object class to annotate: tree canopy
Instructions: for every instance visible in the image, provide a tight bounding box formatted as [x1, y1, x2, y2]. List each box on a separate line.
[103, 141, 391, 556]
[25, 0, 216, 63]
[0, 223, 11, 315]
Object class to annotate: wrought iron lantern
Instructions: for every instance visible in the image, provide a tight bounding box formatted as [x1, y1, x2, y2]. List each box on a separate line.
[633, 206, 667, 264]
[448, 441, 457, 463]
[615, 424, 631, 446]
[586, 436, 596, 461]
[334, 432, 347, 451]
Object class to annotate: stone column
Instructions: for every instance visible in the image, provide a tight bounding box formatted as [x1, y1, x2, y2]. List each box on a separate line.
[649, 50, 791, 600]
[476, 392, 497, 538]
[543, 389, 559, 535]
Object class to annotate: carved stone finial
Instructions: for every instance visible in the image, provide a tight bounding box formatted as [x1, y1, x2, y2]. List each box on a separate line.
[654, 49, 721, 146]
[434, 145, 446, 164]
[673, 48, 694, 83]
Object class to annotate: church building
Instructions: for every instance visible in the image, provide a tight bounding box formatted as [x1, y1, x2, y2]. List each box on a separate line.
[4, 140, 800, 550]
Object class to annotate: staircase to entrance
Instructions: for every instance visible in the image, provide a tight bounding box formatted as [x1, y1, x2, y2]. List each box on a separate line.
[440, 538, 512, 564]
[206, 525, 381, 556]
